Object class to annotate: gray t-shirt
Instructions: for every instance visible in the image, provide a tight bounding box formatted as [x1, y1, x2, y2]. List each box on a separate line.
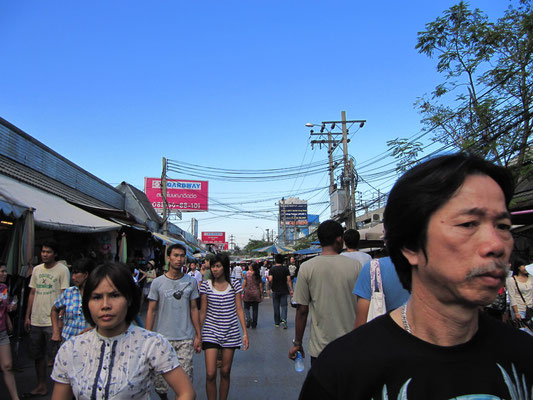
[148, 274, 199, 340]
[294, 254, 362, 358]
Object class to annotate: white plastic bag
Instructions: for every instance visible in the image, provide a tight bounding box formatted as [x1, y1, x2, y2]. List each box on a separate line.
[367, 259, 386, 322]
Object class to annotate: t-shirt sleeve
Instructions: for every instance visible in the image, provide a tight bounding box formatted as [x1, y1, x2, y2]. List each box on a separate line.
[148, 334, 181, 374]
[51, 341, 72, 384]
[232, 279, 243, 294]
[299, 368, 336, 400]
[190, 278, 200, 300]
[293, 265, 309, 305]
[148, 279, 159, 301]
[60, 266, 70, 290]
[53, 289, 67, 309]
[29, 268, 38, 289]
[353, 261, 372, 300]
[200, 280, 208, 295]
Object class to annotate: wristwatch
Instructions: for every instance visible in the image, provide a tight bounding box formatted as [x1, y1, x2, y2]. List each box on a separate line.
[292, 339, 302, 346]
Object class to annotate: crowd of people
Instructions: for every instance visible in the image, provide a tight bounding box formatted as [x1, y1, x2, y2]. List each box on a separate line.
[0, 153, 532, 399]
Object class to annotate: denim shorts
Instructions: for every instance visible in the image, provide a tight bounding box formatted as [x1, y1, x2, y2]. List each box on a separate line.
[0, 330, 9, 346]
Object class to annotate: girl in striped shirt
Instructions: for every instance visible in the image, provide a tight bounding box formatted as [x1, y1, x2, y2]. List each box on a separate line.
[200, 253, 248, 400]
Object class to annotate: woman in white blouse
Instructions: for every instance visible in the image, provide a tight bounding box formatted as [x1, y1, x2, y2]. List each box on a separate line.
[506, 257, 533, 321]
[51, 262, 194, 400]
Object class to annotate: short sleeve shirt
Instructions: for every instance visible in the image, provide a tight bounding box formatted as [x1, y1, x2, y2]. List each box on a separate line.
[270, 265, 290, 294]
[29, 263, 70, 326]
[148, 274, 199, 340]
[353, 257, 410, 312]
[53, 286, 88, 340]
[51, 325, 179, 400]
[294, 255, 361, 357]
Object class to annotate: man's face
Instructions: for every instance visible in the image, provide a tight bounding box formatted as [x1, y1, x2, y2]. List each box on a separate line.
[41, 246, 56, 264]
[403, 174, 513, 307]
[190, 263, 197, 271]
[167, 248, 186, 271]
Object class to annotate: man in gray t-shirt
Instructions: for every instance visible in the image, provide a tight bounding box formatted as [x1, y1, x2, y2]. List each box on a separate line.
[146, 244, 201, 398]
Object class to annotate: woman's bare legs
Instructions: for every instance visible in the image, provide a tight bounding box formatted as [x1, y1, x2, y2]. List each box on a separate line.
[204, 348, 218, 400]
[0, 344, 20, 400]
[219, 348, 235, 400]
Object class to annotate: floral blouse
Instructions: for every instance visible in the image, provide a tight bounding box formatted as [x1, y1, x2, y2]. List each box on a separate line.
[52, 324, 180, 399]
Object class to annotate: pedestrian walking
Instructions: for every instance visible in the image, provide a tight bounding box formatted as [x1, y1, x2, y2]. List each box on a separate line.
[507, 257, 533, 322]
[299, 153, 533, 399]
[0, 263, 20, 400]
[51, 258, 95, 343]
[269, 254, 293, 329]
[51, 262, 194, 400]
[145, 243, 202, 400]
[24, 240, 70, 398]
[199, 253, 248, 400]
[242, 262, 263, 329]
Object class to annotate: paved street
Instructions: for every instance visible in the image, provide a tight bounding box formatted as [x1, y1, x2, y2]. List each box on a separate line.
[2, 297, 311, 399]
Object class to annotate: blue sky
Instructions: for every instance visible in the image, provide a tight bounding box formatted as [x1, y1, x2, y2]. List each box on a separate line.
[0, 1, 511, 246]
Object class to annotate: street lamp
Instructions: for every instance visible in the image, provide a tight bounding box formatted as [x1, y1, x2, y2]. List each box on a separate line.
[255, 226, 265, 241]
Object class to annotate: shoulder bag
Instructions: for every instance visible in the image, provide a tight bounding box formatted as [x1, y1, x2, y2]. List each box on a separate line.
[513, 277, 533, 321]
[367, 259, 386, 322]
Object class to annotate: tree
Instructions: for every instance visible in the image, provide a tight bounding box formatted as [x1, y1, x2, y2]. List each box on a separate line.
[389, 1, 533, 181]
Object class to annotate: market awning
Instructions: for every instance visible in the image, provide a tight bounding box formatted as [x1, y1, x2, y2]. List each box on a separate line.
[152, 232, 196, 256]
[0, 174, 121, 233]
[0, 191, 27, 218]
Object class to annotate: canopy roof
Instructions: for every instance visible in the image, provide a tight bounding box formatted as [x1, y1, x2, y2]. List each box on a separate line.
[0, 174, 120, 233]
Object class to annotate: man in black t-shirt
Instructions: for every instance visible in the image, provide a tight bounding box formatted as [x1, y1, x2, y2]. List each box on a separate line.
[300, 154, 533, 399]
[269, 254, 293, 329]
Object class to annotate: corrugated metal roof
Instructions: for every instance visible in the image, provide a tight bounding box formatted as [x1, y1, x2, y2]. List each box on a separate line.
[0, 154, 123, 212]
[0, 117, 124, 209]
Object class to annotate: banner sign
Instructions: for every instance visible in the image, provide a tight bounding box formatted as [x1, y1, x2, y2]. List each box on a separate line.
[144, 178, 208, 212]
[279, 203, 308, 226]
[201, 232, 226, 244]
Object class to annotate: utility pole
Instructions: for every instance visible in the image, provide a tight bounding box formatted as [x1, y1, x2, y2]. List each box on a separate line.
[266, 228, 270, 243]
[161, 157, 168, 235]
[229, 234, 235, 251]
[308, 112, 365, 229]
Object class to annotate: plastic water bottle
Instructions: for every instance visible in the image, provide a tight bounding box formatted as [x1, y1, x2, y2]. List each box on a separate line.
[295, 351, 304, 373]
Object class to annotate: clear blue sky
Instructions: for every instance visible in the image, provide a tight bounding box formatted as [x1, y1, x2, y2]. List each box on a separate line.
[0, 0, 510, 247]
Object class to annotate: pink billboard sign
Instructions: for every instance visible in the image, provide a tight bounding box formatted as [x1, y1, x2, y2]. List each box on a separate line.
[201, 232, 226, 244]
[144, 177, 208, 212]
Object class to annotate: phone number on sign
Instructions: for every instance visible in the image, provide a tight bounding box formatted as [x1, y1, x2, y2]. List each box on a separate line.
[152, 202, 202, 209]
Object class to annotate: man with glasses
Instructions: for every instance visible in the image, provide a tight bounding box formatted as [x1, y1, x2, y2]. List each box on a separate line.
[146, 243, 201, 399]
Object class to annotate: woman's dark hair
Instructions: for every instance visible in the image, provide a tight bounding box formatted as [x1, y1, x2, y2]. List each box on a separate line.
[512, 257, 529, 275]
[71, 258, 96, 275]
[82, 262, 141, 327]
[251, 262, 261, 283]
[384, 153, 514, 293]
[210, 253, 231, 284]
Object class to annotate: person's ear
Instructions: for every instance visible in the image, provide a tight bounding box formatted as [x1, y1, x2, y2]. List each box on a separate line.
[401, 247, 420, 267]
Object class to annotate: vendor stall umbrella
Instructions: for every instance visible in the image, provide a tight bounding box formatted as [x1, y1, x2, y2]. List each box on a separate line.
[252, 244, 295, 254]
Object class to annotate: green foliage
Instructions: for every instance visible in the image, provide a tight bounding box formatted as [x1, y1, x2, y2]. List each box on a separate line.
[389, 0, 533, 182]
[243, 239, 271, 256]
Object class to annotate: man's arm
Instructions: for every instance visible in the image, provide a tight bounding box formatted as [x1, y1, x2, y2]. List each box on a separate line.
[189, 299, 202, 353]
[289, 304, 309, 359]
[145, 300, 158, 331]
[354, 296, 370, 329]
[24, 288, 36, 331]
[286, 275, 293, 296]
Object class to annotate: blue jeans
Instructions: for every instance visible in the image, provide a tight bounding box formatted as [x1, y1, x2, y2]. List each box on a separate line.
[243, 301, 259, 327]
[272, 292, 288, 324]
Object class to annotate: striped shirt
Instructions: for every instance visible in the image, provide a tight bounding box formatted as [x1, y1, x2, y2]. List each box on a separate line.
[200, 279, 242, 347]
[53, 286, 88, 340]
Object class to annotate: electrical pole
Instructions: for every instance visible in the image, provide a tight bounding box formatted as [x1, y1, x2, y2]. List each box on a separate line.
[308, 112, 365, 229]
[161, 157, 168, 235]
[266, 228, 270, 243]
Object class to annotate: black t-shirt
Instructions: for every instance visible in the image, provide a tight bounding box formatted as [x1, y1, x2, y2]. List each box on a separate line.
[300, 313, 533, 399]
[270, 264, 290, 294]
